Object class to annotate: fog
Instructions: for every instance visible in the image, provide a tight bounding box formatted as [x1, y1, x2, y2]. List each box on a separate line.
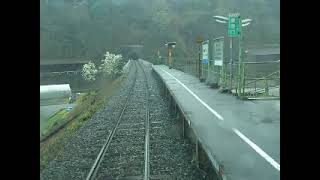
[40, 0, 279, 62]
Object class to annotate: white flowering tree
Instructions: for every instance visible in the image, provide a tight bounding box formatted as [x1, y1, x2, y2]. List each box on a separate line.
[99, 51, 125, 78]
[81, 61, 98, 82]
[81, 51, 125, 82]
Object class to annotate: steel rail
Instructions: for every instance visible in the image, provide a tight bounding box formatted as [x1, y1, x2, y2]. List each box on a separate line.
[137, 60, 150, 180]
[86, 61, 138, 180]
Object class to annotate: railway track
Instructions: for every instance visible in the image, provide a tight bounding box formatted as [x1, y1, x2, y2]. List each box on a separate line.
[41, 60, 204, 180]
[81, 60, 203, 180]
[137, 61, 151, 180]
[86, 60, 150, 180]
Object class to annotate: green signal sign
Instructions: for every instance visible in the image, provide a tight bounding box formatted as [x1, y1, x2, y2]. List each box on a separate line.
[228, 13, 241, 37]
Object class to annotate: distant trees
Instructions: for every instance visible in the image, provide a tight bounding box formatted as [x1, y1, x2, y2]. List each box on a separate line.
[41, 0, 280, 60]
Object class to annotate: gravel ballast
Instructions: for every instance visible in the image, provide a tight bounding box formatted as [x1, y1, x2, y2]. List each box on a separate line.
[40, 60, 204, 180]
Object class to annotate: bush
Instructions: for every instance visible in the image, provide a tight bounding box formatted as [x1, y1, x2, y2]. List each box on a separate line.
[99, 51, 125, 78]
[81, 51, 125, 82]
[81, 61, 98, 82]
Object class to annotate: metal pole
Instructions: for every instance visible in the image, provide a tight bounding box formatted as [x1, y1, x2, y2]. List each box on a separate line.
[168, 47, 173, 69]
[265, 79, 269, 96]
[198, 44, 201, 78]
[229, 38, 233, 91]
[167, 47, 169, 67]
[242, 64, 245, 95]
[237, 33, 243, 97]
[182, 117, 185, 139]
[157, 49, 160, 65]
[185, 56, 188, 73]
[174, 102, 177, 116]
[196, 139, 199, 168]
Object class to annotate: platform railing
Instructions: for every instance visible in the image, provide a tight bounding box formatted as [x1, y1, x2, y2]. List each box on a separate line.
[218, 57, 240, 93]
[152, 55, 280, 100]
[158, 56, 199, 77]
[239, 60, 280, 99]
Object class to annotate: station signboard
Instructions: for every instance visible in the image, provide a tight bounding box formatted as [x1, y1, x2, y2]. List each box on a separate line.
[228, 13, 241, 37]
[213, 39, 224, 66]
[202, 40, 209, 64]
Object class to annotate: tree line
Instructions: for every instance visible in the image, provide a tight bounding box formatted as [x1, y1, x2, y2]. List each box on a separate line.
[40, 0, 279, 62]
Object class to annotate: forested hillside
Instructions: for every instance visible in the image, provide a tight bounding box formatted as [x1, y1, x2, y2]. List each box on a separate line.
[40, 0, 279, 62]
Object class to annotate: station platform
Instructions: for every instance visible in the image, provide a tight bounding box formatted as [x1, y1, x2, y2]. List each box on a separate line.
[152, 64, 280, 180]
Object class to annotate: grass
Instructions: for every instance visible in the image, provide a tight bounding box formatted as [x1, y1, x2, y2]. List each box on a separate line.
[41, 109, 69, 138]
[40, 74, 126, 172]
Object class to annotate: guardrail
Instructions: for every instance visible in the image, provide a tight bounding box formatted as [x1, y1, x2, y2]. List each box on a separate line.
[157, 56, 199, 77]
[239, 61, 280, 99]
[151, 55, 280, 100]
[40, 70, 81, 78]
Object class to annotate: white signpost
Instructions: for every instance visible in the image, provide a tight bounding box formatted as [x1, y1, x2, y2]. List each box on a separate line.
[213, 14, 253, 93]
[202, 41, 209, 64]
[201, 40, 209, 81]
[213, 39, 224, 66]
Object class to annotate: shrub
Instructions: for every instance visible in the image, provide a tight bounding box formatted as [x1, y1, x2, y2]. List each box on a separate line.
[81, 61, 98, 82]
[99, 51, 125, 78]
[81, 51, 125, 82]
